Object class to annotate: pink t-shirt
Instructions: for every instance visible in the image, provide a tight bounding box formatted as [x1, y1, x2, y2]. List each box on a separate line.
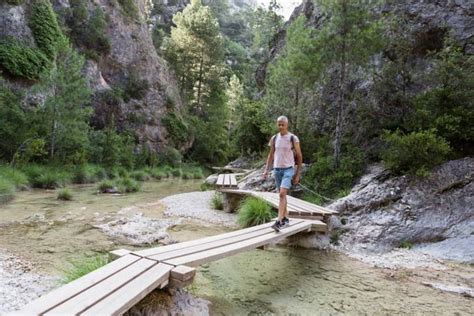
[269, 132, 299, 168]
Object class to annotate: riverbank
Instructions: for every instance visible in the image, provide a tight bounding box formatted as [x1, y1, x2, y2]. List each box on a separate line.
[1, 182, 473, 314]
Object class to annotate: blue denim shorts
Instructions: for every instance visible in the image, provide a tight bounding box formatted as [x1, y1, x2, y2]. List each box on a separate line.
[274, 167, 295, 190]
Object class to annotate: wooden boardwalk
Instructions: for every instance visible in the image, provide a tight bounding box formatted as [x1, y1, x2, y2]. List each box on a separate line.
[15, 218, 327, 315]
[215, 173, 238, 188]
[219, 189, 337, 220]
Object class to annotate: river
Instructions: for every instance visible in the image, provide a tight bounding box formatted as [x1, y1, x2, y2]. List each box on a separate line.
[0, 180, 472, 315]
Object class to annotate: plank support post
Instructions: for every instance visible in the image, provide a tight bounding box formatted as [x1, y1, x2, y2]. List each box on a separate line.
[167, 265, 196, 289]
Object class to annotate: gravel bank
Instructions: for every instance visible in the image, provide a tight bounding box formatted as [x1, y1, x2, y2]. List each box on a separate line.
[0, 250, 57, 313]
[161, 191, 238, 228]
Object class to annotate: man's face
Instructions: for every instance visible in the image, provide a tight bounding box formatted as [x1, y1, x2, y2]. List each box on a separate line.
[277, 120, 288, 133]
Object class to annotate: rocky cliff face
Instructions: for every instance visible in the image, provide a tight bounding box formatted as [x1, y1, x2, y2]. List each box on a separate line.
[256, 0, 474, 89]
[0, 0, 183, 151]
[330, 158, 474, 263]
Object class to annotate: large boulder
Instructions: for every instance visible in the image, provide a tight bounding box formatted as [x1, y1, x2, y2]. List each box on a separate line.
[330, 158, 474, 263]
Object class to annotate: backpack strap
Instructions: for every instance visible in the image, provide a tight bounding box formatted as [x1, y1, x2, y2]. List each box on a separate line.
[290, 135, 295, 150]
[271, 133, 278, 150]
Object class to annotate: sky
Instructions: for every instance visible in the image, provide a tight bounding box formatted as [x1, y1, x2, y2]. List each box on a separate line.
[256, 0, 301, 20]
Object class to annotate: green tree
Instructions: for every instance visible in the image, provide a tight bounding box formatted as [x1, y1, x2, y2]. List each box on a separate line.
[31, 42, 92, 163]
[284, 0, 384, 168]
[225, 74, 244, 139]
[164, 0, 224, 112]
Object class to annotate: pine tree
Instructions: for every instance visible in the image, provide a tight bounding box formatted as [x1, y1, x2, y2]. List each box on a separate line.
[164, 0, 224, 113]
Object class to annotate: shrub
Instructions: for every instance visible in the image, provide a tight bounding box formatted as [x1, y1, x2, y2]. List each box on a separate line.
[0, 177, 15, 204]
[171, 168, 182, 178]
[0, 37, 50, 79]
[381, 129, 451, 176]
[211, 192, 223, 210]
[130, 170, 149, 181]
[181, 171, 194, 179]
[71, 164, 105, 184]
[97, 179, 115, 192]
[29, 0, 66, 60]
[305, 136, 365, 198]
[399, 240, 413, 249]
[23, 165, 71, 189]
[160, 147, 182, 167]
[149, 168, 167, 180]
[117, 0, 139, 21]
[0, 166, 28, 189]
[57, 188, 73, 200]
[123, 71, 149, 101]
[237, 197, 276, 228]
[115, 177, 140, 193]
[161, 112, 189, 148]
[61, 254, 110, 284]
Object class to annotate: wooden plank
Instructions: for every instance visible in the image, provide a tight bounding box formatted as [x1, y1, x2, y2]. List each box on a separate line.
[17, 254, 141, 315]
[169, 277, 194, 288]
[308, 220, 327, 233]
[286, 195, 336, 214]
[170, 265, 196, 281]
[288, 214, 324, 221]
[229, 174, 238, 186]
[80, 263, 173, 316]
[216, 174, 225, 186]
[223, 174, 231, 186]
[134, 221, 277, 257]
[164, 221, 312, 267]
[149, 220, 304, 262]
[46, 258, 157, 315]
[110, 249, 131, 259]
[259, 193, 332, 216]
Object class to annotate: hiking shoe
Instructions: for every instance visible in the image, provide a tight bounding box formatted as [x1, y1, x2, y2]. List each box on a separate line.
[281, 217, 290, 227]
[271, 220, 281, 232]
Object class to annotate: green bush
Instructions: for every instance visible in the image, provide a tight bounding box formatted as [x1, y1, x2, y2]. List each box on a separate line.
[115, 177, 140, 193]
[381, 129, 451, 176]
[237, 197, 276, 228]
[0, 177, 15, 204]
[161, 112, 189, 148]
[171, 168, 182, 178]
[399, 240, 413, 249]
[71, 164, 105, 184]
[130, 170, 150, 181]
[57, 188, 73, 200]
[305, 137, 365, 198]
[0, 37, 50, 79]
[97, 179, 115, 192]
[0, 166, 28, 189]
[22, 165, 71, 189]
[29, 0, 66, 60]
[117, 0, 139, 21]
[160, 147, 182, 167]
[61, 254, 110, 284]
[149, 167, 167, 179]
[181, 171, 194, 179]
[123, 71, 149, 101]
[211, 192, 223, 210]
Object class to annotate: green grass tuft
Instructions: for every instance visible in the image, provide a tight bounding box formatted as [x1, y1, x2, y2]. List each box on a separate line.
[0, 166, 28, 189]
[22, 165, 71, 189]
[399, 240, 413, 249]
[211, 192, 223, 210]
[61, 254, 110, 284]
[237, 197, 276, 228]
[115, 177, 140, 193]
[130, 170, 150, 181]
[0, 177, 15, 204]
[97, 179, 115, 193]
[57, 188, 73, 201]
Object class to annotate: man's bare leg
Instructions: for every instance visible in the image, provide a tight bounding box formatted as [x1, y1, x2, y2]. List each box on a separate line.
[279, 187, 288, 221]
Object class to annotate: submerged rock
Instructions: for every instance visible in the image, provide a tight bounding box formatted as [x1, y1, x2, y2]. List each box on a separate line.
[330, 158, 474, 263]
[94, 213, 180, 245]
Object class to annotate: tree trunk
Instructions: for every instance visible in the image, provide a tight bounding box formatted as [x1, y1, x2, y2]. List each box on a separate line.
[334, 0, 348, 169]
[196, 48, 204, 114]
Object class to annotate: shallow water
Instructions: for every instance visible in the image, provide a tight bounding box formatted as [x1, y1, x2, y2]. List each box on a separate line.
[194, 248, 474, 315]
[1, 180, 472, 315]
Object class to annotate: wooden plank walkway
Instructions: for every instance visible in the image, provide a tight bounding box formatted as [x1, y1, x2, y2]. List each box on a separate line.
[219, 189, 337, 218]
[216, 173, 238, 188]
[14, 218, 325, 315]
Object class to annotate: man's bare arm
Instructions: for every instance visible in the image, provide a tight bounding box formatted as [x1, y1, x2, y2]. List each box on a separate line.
[263, 146, 275, 178]
[293, 142, 303, 183]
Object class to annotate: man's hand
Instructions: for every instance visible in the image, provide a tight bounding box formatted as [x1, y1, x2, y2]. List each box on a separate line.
[292, 174, 300, 185]
[262, 170, 269, 180]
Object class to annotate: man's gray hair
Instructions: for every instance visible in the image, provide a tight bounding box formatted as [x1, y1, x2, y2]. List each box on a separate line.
[277, 115, 288, 122]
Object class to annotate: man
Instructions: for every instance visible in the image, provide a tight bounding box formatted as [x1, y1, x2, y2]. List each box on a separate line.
[263, 116, 303, 232]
